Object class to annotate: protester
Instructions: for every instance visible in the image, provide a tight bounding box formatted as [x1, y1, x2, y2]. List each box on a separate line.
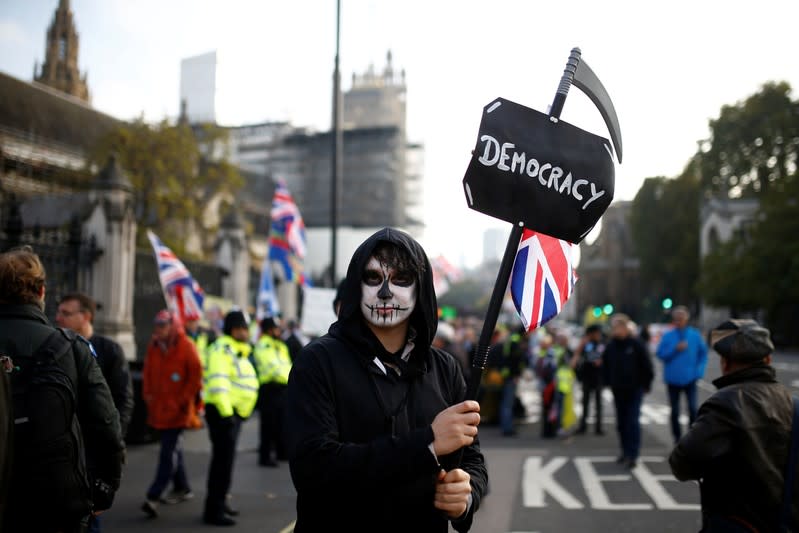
[55, 292, 135, 533]
[184, 317, 216, 365]
[534, 334, 559, 438]
[603, 314, 654, 468]
[573, 324, 606, 435]
[56, 292, 135, 438]
[0, 247, 125, 533]
[252, 316, 292, 467]
[281, 319, 308, 362]
[140, 310, 203, 518]
[202, 310, 259, 526]
[670, 319, 798, 531]
[655, 306, 708, 442]
[553, 332, 578, 437]
[286, 227, 488, 532]
[489, 326, 527, 437]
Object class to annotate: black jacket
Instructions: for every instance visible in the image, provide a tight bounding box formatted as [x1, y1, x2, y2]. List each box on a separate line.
[669, 365, 798, 531]
[286, 228, 488, 533]
[0, 304, 125, 531]
[89, 334, 134, 437]
[603, 335, 654, 392]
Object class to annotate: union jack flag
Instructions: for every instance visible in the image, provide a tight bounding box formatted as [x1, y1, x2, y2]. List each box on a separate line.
[509, 229, 578, 331]
[268, 179, 310, 286]
[146, 230, 205, 323]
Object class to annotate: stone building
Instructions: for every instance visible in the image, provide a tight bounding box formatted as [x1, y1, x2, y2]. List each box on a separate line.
[576, 201, 642, 320]
[698, 196, 759, 331]
[34, 0, 90, 103]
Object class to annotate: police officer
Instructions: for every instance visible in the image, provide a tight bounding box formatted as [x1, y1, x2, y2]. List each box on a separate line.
[252, 317, 292, 466]
[202, 310, 258, 526]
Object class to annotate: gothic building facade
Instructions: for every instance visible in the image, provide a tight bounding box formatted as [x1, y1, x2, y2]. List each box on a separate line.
[34, 0, 90, 103]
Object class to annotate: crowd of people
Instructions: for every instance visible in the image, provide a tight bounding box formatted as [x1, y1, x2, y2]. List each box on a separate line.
[1, 232, 797, 531]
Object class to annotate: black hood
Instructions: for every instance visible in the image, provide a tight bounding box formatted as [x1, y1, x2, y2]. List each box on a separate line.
[329, 227, 438, 363]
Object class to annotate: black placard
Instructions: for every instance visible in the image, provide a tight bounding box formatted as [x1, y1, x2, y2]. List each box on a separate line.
[462, 98, 615, 243]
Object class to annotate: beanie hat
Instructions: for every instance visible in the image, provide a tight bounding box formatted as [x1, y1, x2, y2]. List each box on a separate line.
[154, 309, 173, 325]
[710, 319, 774, 362]
[223, 310, 248, 335]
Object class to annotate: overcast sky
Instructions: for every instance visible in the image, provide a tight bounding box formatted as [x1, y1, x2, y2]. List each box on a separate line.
[2, 0, 798, 267]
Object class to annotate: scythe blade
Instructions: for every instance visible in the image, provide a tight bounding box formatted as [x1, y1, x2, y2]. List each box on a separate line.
[572, 52, 624, 163]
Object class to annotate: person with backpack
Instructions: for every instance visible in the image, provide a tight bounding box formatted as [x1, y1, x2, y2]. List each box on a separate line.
[0, 246, 125, 533]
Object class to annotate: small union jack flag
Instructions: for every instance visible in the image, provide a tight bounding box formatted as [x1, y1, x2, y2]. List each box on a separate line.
[268, 179, 310, 287]
[146, 230, 205, 323]
[509, 229, 578, 331]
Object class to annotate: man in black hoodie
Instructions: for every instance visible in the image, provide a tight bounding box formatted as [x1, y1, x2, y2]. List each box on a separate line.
[286, 228, 488, 532]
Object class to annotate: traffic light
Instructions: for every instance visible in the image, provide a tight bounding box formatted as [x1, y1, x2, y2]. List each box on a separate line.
[592, 306, 602, 318]
[662, 297, 673, 310]
[603, 304, 614, 315]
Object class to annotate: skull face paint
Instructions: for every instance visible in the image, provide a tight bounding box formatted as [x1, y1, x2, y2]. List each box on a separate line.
[361, 256, 417, 328]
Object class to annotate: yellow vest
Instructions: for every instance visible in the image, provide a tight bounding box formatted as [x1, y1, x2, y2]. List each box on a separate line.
[204, 335, 259, 419]
[252, 335, 292, 385]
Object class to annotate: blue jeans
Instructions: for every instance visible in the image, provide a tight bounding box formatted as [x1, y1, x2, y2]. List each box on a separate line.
[667, 381, 698, 441]
[612, 388, 643, 460]
[499, 379, 518, 434]
[146, 428, 189, 500]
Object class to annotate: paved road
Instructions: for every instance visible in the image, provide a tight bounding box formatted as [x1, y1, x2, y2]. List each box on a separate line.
[103, 352, 799, 532]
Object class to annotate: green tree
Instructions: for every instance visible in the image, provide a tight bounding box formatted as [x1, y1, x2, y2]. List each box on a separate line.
[698, 81, 799, 344]
[438, 278, 491, 315]
[629, 165, 702, 316]
[89, 119, 243, 258]
[701, 81, 799, 197]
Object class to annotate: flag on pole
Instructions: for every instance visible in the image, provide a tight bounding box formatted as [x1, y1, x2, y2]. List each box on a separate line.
[509, 229, 578, 331]
[146, 229, 205, 324]
[256, 247, 280, 320]
[268, 179, 311, 286]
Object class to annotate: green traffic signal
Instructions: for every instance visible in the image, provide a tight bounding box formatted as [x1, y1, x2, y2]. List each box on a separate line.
[662, 297, 673, 310]
[592, 306, 602, 318]
[603, 304, 614, 315]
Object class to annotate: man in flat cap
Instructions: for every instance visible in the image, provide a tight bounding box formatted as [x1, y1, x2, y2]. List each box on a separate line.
[669, 319, 798, 532]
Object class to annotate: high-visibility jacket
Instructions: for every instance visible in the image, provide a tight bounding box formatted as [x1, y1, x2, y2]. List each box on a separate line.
[251, 335, 292, 386]
[188, 331, 211, 372]
[204, 335, 259, 419]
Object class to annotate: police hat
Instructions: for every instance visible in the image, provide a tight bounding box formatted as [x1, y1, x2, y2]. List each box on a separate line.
[223, 310, 249, 336]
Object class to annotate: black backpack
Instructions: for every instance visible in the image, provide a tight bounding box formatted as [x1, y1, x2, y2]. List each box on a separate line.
[7, 327, 92, 526]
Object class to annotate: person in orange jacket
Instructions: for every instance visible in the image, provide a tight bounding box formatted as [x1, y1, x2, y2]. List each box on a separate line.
[140, 310, 203, 518]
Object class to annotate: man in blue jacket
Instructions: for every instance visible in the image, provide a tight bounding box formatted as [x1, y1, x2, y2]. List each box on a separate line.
[656, 306, 708, 443]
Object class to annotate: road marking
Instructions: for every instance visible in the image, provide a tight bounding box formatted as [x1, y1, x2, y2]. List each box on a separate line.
[574, 457, 652, 510]
[278, 520, 295, 533]
[523, 456, 584, 509]
[631, 457, 700, 510]
[522, 456, 699, 511]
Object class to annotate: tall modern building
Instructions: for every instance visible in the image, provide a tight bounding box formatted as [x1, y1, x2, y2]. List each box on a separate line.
[34, 0, 90, 102]
[180, 51, 217, 124]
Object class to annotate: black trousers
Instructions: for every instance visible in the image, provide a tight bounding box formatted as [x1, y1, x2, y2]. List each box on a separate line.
[258, 383, 287, 462]
[580, 377, 603, 431]
[204, 404, 241, 518]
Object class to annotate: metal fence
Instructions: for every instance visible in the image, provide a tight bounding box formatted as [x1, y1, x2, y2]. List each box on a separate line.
[0, 201, 101, 321]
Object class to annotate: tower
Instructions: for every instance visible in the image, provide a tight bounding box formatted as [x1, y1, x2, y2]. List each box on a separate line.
[35, 0, 90, 102]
